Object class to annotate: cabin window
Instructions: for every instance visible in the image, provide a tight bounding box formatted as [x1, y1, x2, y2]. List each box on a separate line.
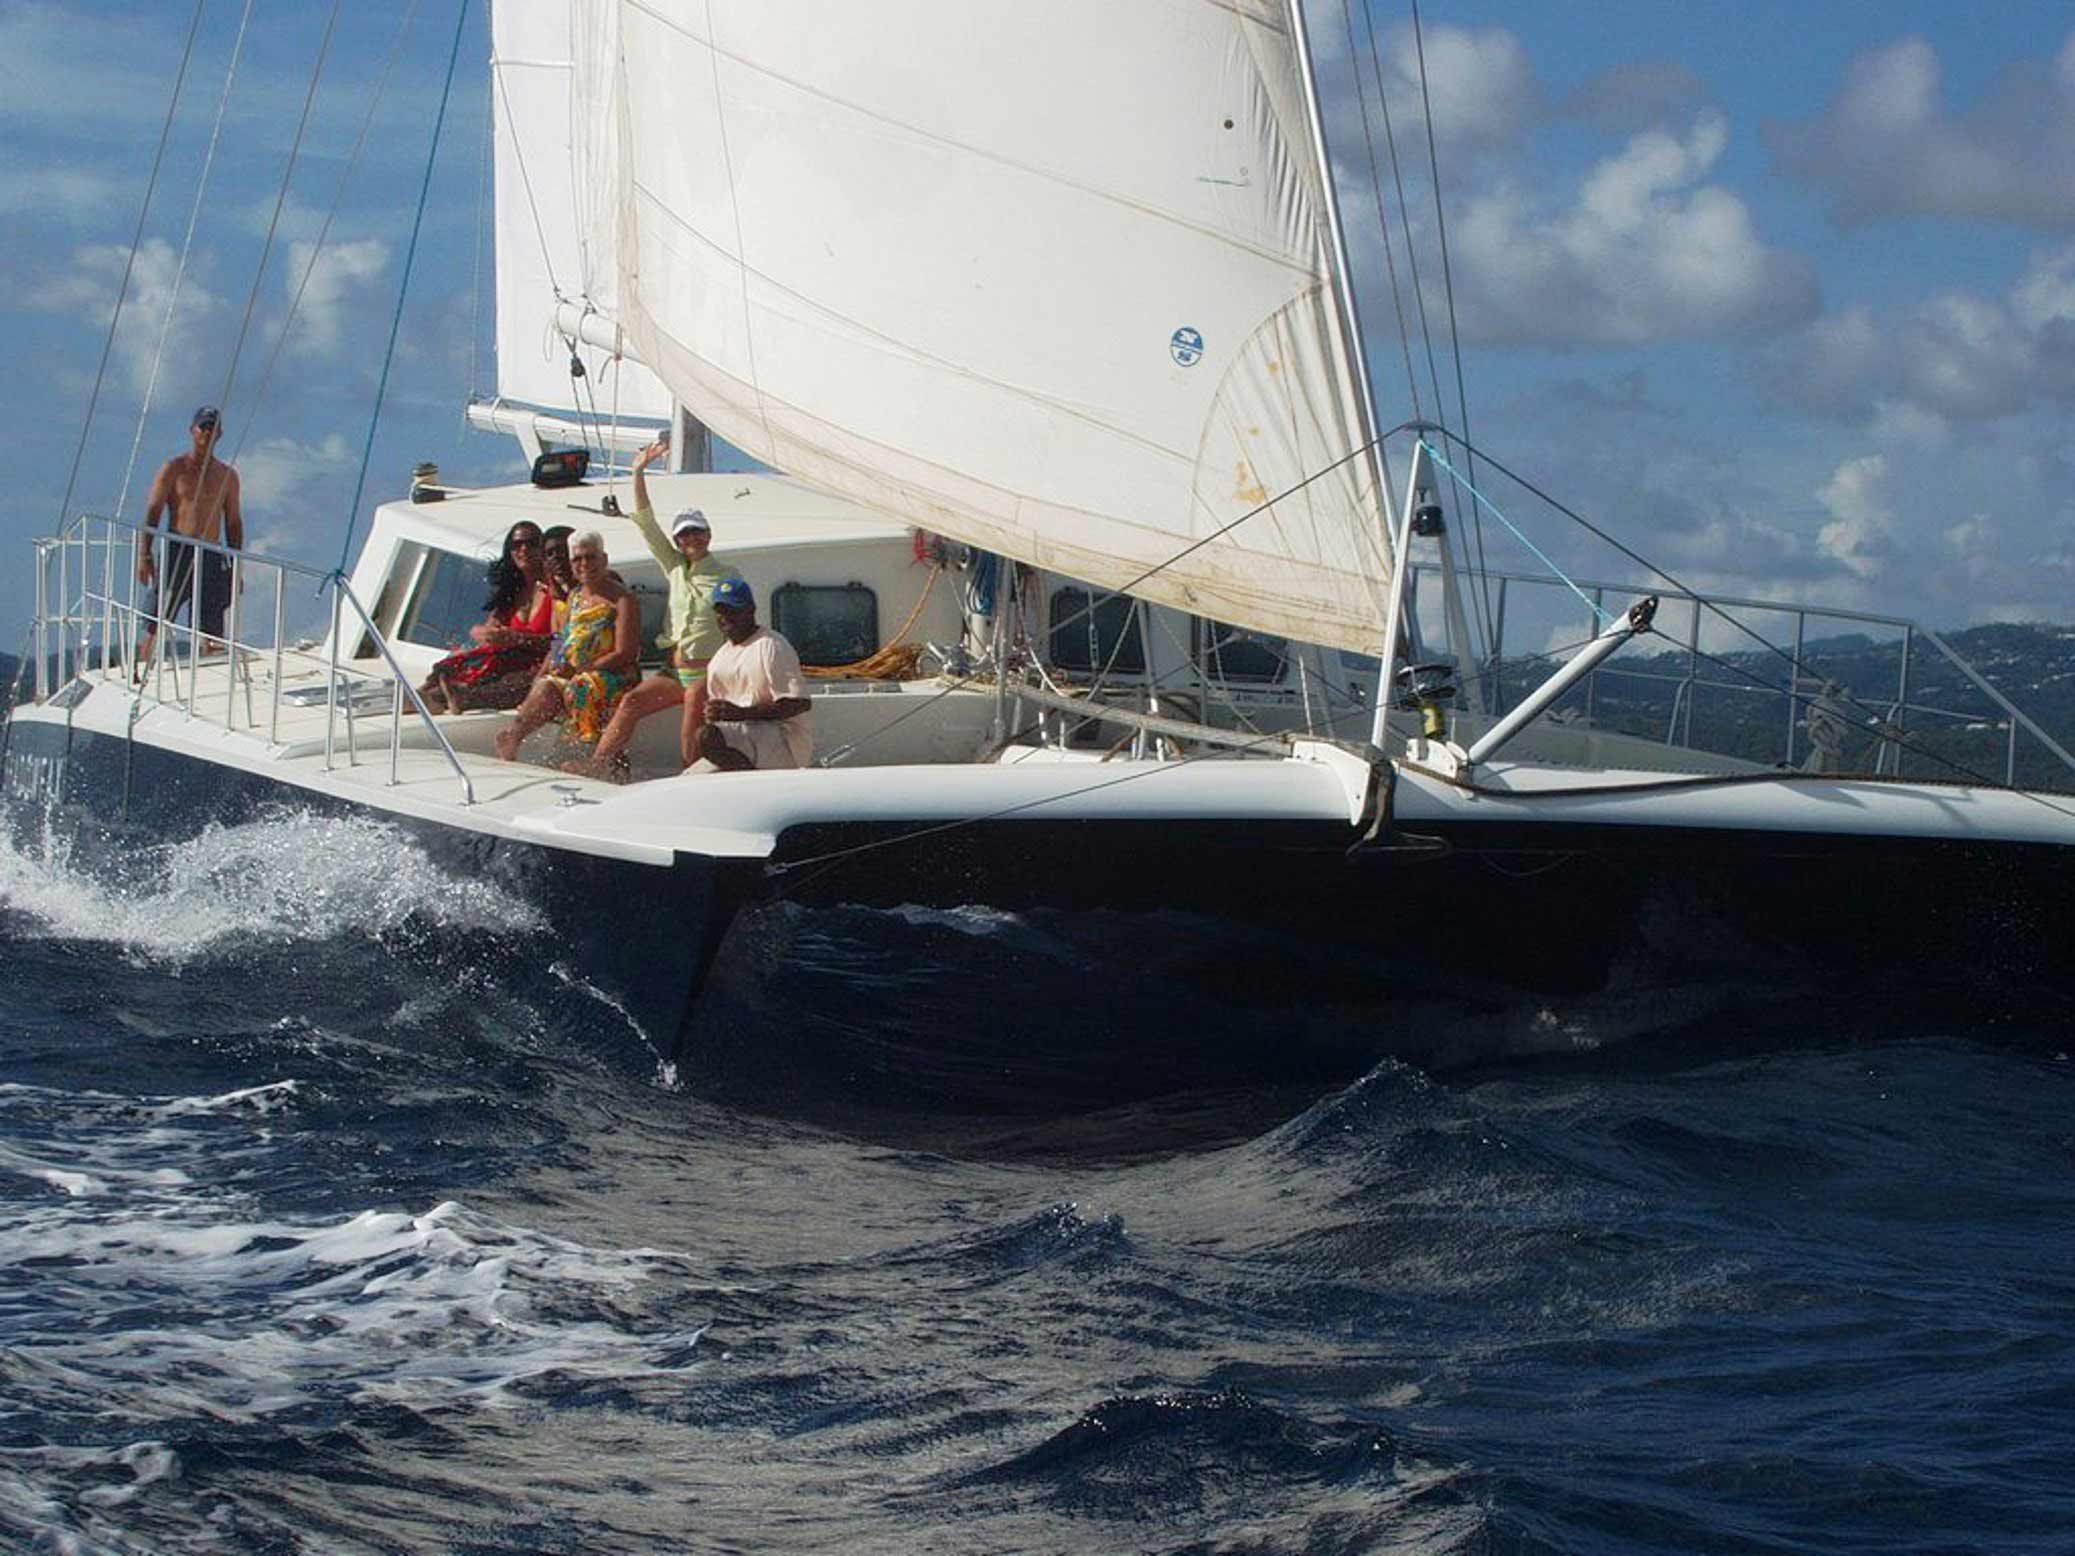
[772, 581, 879, 667]
[398, 548, 488, 649]
[1198, 620, 1287, 683]
[630, 584, 669, 665]
[1049, 589, 1145, 675]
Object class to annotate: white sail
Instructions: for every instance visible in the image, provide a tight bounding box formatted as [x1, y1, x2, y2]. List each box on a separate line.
[491, 1, 673, 422]
[568, 0, 1390, 651]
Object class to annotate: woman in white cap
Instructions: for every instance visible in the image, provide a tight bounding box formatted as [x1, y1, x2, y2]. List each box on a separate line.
[580, 436, 743, 777]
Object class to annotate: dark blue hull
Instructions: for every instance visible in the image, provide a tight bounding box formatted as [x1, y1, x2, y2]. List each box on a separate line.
[1, 717, 749, 1065]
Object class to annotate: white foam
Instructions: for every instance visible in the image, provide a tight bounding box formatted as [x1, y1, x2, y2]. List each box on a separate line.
[154, 1080, 301, 1119]
[8, 1188, 729, 1427]
[0, 807, 542, 962]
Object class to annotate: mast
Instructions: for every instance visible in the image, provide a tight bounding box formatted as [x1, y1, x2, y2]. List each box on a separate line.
[1286, 0, 1393, 541]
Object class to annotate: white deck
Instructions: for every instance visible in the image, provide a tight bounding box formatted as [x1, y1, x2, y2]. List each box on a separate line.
[17, 658, 2075, 872]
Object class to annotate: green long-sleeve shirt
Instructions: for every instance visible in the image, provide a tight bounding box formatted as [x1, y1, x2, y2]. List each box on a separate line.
[630, 503, 741, 663]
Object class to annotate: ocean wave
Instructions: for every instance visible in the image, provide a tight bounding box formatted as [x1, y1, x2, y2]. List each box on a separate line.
[0, 806, 542, 963]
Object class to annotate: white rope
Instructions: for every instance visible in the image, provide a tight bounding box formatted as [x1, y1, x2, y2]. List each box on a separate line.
[466, 22, 492, 417]
[116, 0, 256, 520]
[214, 0, 343, 425]
[233, 0, 421, 463]
[55, 0, 206, 532]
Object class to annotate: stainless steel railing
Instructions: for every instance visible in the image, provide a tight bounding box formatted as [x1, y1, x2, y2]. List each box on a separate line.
[1403, 562, 2075, 787]
[29, 513, 474, 805]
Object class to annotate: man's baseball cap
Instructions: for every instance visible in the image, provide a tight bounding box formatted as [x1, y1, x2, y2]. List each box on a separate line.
[711, 576, 754, 611]
[670, 508, 710, 538]
[191, 405, 221, 430]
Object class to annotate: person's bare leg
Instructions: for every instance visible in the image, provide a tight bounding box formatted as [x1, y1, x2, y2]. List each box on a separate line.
[494, 680, 564, 761]
[584, 675, 683, 777]
[696, 721, 753, 772]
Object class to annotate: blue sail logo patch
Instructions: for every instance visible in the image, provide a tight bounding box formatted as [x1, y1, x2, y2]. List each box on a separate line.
[1170, 326, 1204, 367]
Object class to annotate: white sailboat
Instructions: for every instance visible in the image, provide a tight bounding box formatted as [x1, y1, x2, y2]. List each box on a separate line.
[10, 1, 2074, 1059]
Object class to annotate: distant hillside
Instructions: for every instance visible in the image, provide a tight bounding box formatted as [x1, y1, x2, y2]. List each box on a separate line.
[1493, 620, 2075, 789]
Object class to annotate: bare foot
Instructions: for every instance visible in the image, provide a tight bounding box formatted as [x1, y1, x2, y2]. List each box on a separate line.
[558, 753, 631, 784]
[493, 725, 523, 761]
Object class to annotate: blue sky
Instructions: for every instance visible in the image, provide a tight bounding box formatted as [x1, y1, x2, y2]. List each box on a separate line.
[3, 0, 2072, 639]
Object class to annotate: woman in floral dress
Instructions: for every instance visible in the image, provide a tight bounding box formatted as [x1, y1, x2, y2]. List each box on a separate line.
[492, 532, 641, 765]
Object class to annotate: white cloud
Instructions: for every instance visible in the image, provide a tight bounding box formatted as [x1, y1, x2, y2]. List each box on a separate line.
[235, 432, 359, 561]
[0, 1, 176, 128]
[1561, 61, 1708, 134]
[1444, 112, 1818, 346]
[237, 431, 355, 513]
[1816, 454, 1898, 579]
[1767, 243, 2075, 422]
[280, 238, 391, 356]
[1767, 33, 2075, 229]
[1374, 21, 1540, 154]
[31, 236, 223, 398]
[0, 166, 125, 220]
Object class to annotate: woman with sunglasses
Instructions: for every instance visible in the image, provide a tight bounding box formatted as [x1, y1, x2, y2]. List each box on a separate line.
[493, 532, 642, 767]
[417, 521, 559, 713]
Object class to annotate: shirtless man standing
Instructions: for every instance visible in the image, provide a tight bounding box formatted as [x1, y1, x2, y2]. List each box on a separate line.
[137, 405, 244, 668]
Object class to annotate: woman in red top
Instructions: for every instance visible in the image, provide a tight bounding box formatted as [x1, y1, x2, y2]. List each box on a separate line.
[418, 522, 558, 713]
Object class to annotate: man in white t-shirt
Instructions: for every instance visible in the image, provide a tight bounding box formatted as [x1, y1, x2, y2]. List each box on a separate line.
[696, 577, 814, 771]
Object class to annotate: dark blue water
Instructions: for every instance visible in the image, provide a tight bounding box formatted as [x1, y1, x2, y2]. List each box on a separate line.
[3, 804, 2073, 1553]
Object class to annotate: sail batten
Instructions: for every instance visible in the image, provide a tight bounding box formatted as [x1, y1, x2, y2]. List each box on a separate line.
[533, 0, 1388, 652]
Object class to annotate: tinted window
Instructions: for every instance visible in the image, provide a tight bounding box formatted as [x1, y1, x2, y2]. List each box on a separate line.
[399, 548, 489, 649]
[1200, 620, 1287, 683]
[629, 584, 669, 664]
[772, 582, 879, 667]
[1049, 588, 1144, 674]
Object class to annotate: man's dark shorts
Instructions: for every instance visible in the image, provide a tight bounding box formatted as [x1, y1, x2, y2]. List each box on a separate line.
[146, 541, 233, 639]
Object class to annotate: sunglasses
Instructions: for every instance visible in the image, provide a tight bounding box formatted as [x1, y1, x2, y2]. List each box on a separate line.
[510, 536, 541, 550]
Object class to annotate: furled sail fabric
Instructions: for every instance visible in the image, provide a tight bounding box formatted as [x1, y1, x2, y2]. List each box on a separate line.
[568, 0, 1389, 651]
[492, 1, 673, 420]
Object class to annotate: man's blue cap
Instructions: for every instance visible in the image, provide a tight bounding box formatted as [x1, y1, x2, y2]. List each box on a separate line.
[711, 576, 753, 611]
[191, 405, 220, 430]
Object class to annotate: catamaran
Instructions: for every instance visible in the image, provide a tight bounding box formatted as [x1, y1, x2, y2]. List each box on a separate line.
[10, 1, 2073, 1060]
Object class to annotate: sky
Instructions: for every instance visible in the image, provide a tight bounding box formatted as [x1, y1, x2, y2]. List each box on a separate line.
[2, 0, 2071, 642]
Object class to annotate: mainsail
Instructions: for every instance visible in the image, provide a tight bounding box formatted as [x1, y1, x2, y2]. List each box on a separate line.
[558, 0, 1390, 652]
[490, 1, 673, 422]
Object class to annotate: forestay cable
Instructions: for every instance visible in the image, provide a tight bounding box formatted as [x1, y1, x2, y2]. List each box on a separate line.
[213, 0, 344, 427]
[335, 0, 473, 580]
[57, 0, 201, 529]
[117, 0, 256, 520]
[1410, 0, 1498, 663]
[235, 0, 423, 462]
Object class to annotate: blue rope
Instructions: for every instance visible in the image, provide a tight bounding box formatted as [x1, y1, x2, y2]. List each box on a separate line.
[335, 0, 472, 580]
[1419, 439, 1613, 627]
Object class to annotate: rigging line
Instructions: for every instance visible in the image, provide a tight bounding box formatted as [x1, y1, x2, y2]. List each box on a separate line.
[1648, 627, 2062, 804]
[235, 0, 422, 464]
[335, 0, 473, 580]
[1428, 424, 2070, 799]
[1061, 426, 1403, 640]
[119, 0, 256, 522]
[770, 697, 1384, 893]
[1420, 440, 1612, 626]
[58, 0, 206, 533]
[1417, 753, 2075, 822]
[1408, 0, 1496, 657]
[490, 16, 561, 301]
[703, 0, 776, 456]
[1361, 3, 1448, 457]
[467, 19, 491, 409]
[829, 424, 1419, 767]
[1360, 0, 1483, 660]
[214, 0, 342, 429]
[1338, 0, 1420, 419]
